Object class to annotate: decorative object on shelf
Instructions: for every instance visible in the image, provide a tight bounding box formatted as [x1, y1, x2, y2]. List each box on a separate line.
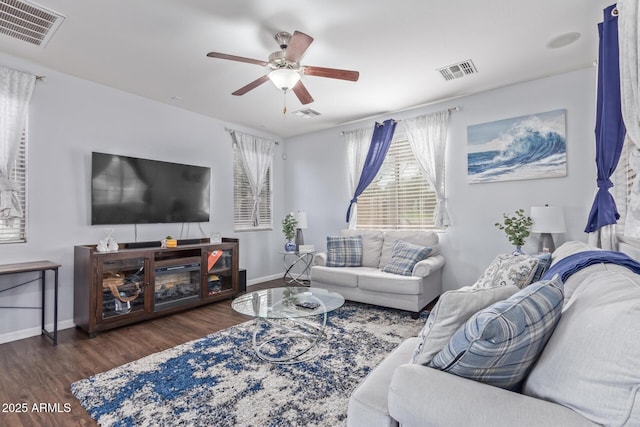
[282, 213, 298, 252]
[293, 210, 308, 248]
[97, 228, 118, 252]
[530, 205, 566, 253]
[495, 209, 534, 255]
[210, 232, 222, 244]
[162, 236, 178, 248]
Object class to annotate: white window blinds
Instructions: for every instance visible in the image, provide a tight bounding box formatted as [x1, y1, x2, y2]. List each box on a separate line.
[356, 134, 437, 229]
[0, 129, 26, 243]
[233, 146, 273, 231]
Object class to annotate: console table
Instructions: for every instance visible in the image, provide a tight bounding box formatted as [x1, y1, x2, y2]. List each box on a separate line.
[0, 261, 60, 346]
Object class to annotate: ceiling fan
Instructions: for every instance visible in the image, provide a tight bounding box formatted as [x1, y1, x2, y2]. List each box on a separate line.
[206, 30, 359, 106]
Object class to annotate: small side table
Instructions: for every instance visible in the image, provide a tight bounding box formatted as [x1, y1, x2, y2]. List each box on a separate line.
[281, 251, 315, 286]
[0, 261, 60, 345]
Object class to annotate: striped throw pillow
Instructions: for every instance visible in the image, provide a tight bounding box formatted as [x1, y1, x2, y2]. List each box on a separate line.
[383, 240, 432, 276]
[326, 236, 363, 267]
[429, 275, 564, 391]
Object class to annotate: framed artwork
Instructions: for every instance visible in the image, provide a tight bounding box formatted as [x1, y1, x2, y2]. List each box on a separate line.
[467, 109, 567, 184]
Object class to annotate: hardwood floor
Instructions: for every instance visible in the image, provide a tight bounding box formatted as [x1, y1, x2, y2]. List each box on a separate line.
[0, 279, 285, 427]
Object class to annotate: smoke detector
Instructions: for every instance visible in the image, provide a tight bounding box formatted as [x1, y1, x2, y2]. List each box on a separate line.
[0, 0, 65, 46]
[437, 60, 477, 81]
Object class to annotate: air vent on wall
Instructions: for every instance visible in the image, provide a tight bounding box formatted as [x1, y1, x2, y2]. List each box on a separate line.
[0, 0, 65, 47]
[437, 59, 477, 81]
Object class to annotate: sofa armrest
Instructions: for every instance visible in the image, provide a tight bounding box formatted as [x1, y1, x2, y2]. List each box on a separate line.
[412, 254, 445, 277]
[388, 364, 597, 427]
[313, 252, 327, 266]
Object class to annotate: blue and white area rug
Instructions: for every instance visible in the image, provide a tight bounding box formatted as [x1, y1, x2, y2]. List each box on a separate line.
[71, 302, 426, 427]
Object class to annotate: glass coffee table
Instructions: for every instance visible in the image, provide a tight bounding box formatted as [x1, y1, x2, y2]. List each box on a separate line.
[232, 287, 345, 364]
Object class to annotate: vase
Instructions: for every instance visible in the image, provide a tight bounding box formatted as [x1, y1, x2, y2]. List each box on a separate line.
[512, 245, 524, 256]
[284, 240, 296, 252]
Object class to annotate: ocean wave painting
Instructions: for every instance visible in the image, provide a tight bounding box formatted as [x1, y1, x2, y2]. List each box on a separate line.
[467, 109, 567, 184]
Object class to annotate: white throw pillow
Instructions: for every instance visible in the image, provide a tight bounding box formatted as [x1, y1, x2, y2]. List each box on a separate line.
[412, 285, 519, 365]
[473, 254, 539, 289]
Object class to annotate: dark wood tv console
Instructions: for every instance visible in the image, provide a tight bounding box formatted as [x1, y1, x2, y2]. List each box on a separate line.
[74, 238, 238, 337]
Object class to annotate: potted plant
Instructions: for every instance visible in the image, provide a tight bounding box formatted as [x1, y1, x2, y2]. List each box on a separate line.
[495, 209, 533, 255]
[282, 213, 298, 252]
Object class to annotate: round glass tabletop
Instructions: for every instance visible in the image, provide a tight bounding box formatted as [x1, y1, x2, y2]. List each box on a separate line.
[232, 287, 345, 319]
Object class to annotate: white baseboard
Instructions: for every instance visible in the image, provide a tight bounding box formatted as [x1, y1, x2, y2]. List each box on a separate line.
[247, 273, 283, 287]
[0, 319, 75, 345]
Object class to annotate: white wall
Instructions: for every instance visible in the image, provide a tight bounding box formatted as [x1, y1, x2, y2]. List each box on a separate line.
[285, 67, 597, 291]
[0, 52, 598, 343]
[0, 53, 288, 343]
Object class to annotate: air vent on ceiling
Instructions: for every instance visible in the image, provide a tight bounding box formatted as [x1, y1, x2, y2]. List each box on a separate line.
[437, 60, 477, 81]
[294, 108, 321, 119]
[0, 0, 65, 47]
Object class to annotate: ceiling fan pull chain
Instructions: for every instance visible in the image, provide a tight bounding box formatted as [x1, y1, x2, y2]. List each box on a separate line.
[283, 90, 287, 116]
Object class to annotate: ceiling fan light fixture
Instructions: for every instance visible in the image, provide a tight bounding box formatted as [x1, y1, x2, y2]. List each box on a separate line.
[269, 68, 301, 91]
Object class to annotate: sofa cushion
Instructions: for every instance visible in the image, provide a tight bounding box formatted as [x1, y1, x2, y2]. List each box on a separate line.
[412, 285, 519, 365]
[550, 240, 595, 266]
[310, 266, 372, 288]
[358, 270, 423, 295]
[473, 254, 540, 289]
[379, 231, 439, 269]
[429, 275, 564, 391]
[523, 269, 640, 426]
[383, 241, 432, 276]
[326, 236, 363, 267]
[340, 229, 384, 268]
[347, 337, 420, 427]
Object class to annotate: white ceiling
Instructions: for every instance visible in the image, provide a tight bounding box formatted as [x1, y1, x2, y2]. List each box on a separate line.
[0, 0, 613, 138]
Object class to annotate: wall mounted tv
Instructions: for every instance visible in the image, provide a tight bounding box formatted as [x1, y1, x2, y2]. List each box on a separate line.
[91, 152, 211, 225]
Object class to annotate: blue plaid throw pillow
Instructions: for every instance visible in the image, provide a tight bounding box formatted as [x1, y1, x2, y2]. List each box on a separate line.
[383, 240, 432, 276]
[429, 274, 564, 391]
[326, 236, 363, 267]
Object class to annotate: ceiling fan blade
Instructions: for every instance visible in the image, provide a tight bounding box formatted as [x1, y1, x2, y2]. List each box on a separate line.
[285, 31, 314, 63]
[232, 75, 270, 96]
[303, 66, 360, 82]
[206, 52, 268, 67]
[292, 80, 314, 105]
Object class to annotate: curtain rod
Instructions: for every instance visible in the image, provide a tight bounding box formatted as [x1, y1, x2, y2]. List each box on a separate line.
[224, 127, 280, 145]
[340, 106, 460, 135]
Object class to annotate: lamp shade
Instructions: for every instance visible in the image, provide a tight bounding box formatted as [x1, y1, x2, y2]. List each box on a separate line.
[269, 69, 301, 91]
[293, 211, 308, 229]
[530, 206, 566, 233]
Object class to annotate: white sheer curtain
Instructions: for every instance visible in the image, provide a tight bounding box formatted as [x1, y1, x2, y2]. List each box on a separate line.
[403, 110, 451, 228]
[344, 127, 373, 229]
[0, 67, 35, 226]
[230, 130, 275, 227]
[619, 0, 640, 238]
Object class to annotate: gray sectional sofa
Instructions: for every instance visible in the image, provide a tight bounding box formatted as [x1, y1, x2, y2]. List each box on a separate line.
[347, 241, 640, 427]
[310, 229, 444, 318]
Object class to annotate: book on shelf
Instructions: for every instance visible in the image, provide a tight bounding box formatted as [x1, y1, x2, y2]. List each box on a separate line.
[208, 250, 223, 271]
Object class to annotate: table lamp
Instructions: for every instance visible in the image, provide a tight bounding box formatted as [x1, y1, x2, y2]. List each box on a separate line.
[293, 210, 308, 249]
[530, 205, 566, 253]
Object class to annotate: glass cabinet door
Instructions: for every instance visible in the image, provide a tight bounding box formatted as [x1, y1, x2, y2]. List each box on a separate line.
[100, 257, 146, 319]
[206, 248, 234, 296]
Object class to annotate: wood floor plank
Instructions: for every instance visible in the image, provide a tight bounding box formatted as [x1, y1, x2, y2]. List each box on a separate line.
[0, 279, 284, 427]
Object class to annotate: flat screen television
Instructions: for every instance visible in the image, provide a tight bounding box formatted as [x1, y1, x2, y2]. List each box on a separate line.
[91, 152, 211, 225]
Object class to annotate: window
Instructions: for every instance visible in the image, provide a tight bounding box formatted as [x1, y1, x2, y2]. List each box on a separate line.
[0, 129, 27, 243]
[233, 148, 273, 231]
[356, 133, 437, 229]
